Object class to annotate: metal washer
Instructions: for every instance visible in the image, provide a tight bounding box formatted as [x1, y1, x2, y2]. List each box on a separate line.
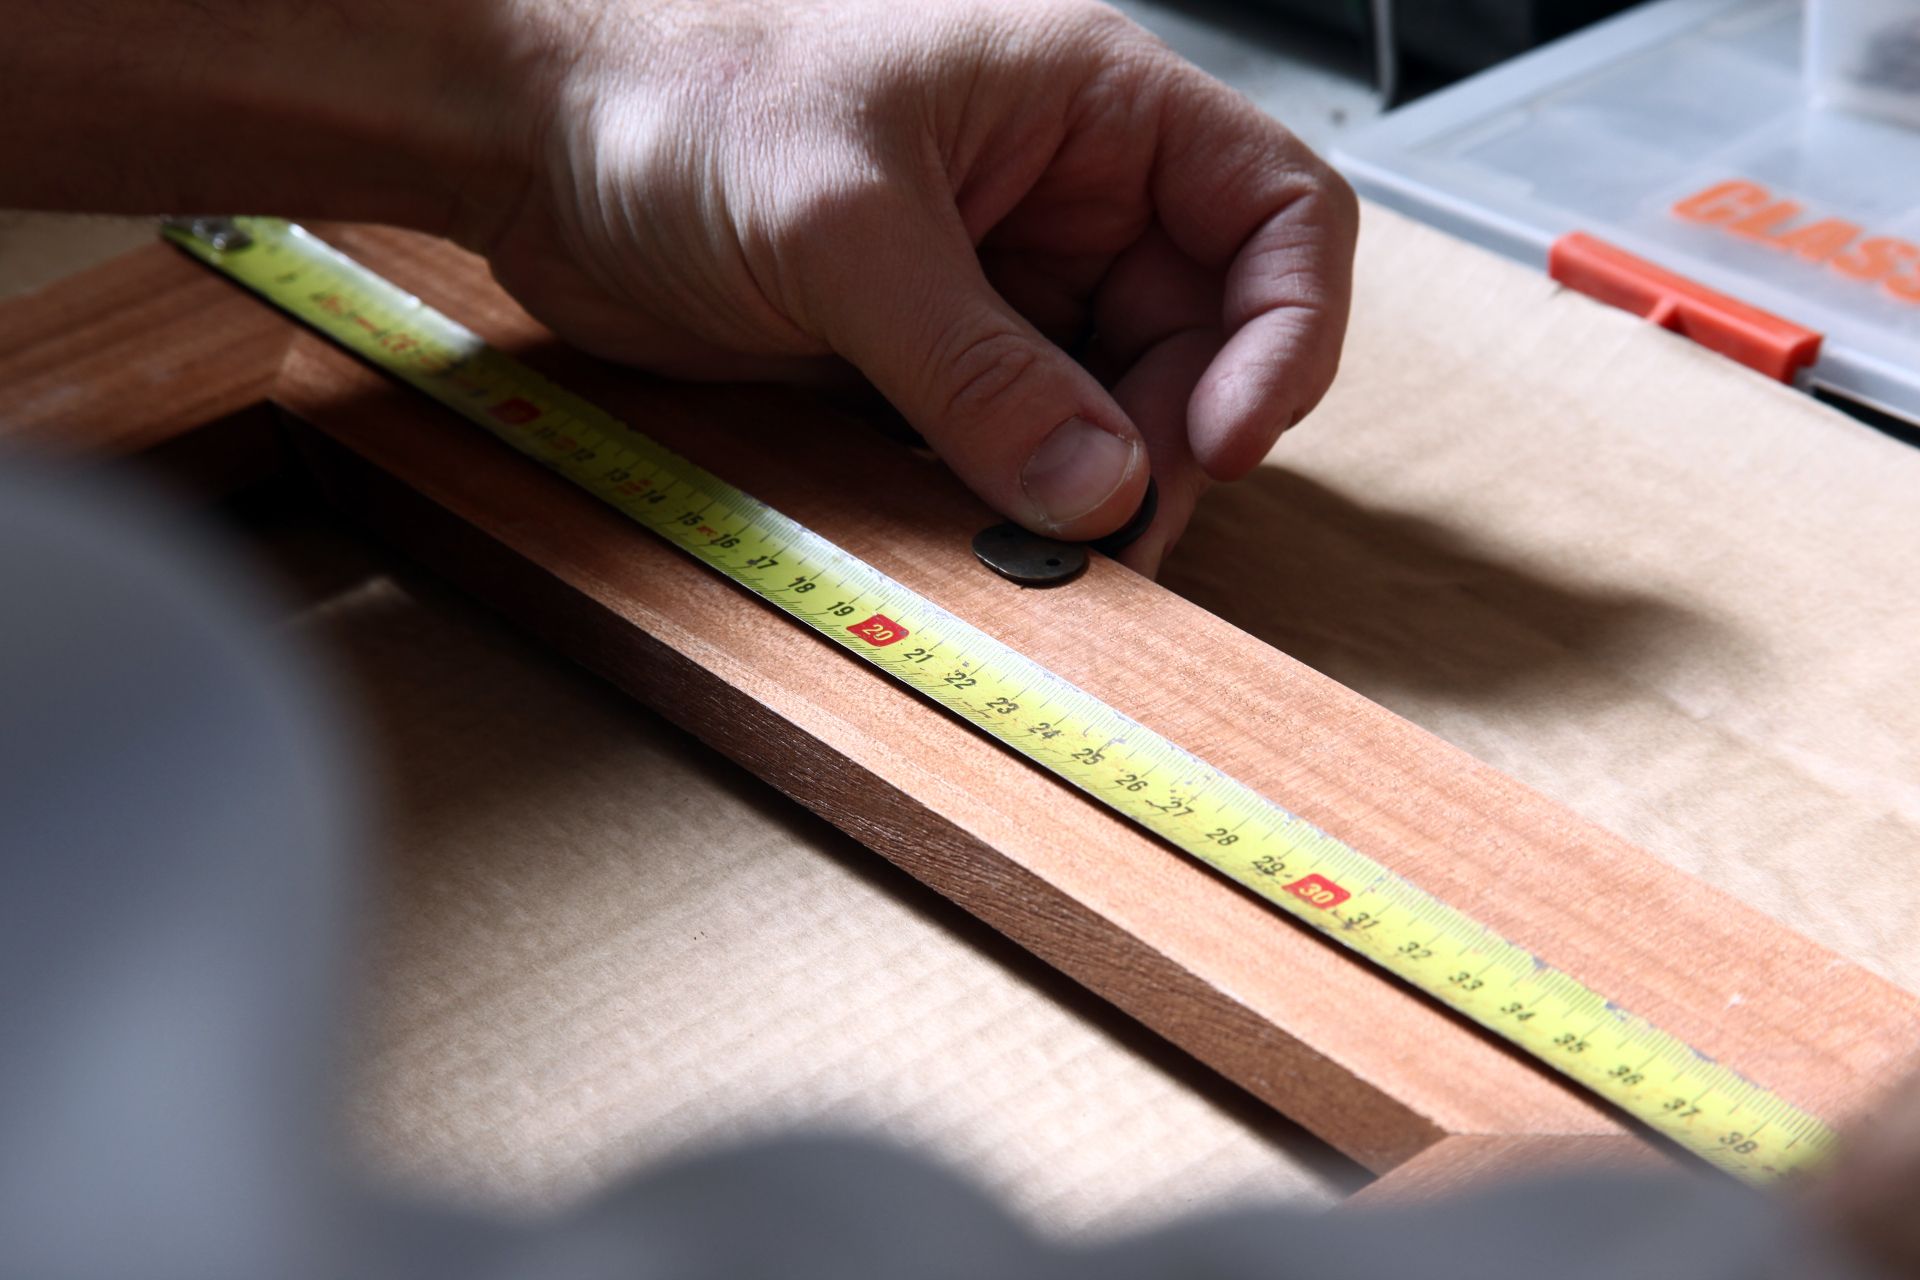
[970, 524, 1088, 586]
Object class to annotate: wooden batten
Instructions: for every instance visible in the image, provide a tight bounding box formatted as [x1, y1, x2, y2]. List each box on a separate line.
[6, 225, 1915, 1197]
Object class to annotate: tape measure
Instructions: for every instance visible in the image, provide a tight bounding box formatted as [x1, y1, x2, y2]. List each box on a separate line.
[165, 215, 1838, 1182]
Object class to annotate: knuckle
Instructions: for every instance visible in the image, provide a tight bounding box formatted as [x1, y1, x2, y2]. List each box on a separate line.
[935, 325, 1042, 424]
[1058, 2, 1168, 81]
[1054, 0, 1136, 41]
[967, 0, 1150, 76]
[1311, 163, 1361, 240]
[740, 162, 904, 324]
[758, 161, 897, 246]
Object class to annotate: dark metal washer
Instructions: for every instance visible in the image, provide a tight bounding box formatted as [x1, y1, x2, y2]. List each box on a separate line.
[970, 524, 1088, 586]
[971, 478, 1158, 586]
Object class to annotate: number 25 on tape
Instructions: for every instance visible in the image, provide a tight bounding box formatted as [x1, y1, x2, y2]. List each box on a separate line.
[849, 614, 909, 647]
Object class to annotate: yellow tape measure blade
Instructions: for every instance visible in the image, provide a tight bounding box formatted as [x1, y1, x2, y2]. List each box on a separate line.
[161, 215, 1839, 1183]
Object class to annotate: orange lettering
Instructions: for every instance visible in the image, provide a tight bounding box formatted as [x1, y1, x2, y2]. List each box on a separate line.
[1727, 201, 1804, 240]
[1672, 179, 1772, 224]
[1671, 182, 1920, 310]
[1832, 236, 1920, 282]
[1886, 264, 1920, 304]
[1767, 217, 1862, 262]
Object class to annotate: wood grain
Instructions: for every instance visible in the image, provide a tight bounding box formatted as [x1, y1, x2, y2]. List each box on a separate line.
[6, 225, 1917, 1191]
[0, 242, 294, 494]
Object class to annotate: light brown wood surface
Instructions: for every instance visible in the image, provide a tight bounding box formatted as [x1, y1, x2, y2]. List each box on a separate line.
[5, 221, 1918, 1193]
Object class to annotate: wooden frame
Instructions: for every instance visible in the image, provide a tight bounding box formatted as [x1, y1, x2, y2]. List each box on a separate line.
[7, 224, 1916, 1198]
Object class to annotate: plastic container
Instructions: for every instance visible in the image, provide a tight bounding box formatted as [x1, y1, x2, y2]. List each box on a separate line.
[1335, 0, 1920, 427]
[1808, 0, 1920, 128]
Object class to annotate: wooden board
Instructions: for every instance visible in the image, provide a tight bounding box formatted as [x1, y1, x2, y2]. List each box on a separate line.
[6, 224, 1917, 1193]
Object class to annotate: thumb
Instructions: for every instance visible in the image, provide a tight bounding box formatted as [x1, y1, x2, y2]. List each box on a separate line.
[815, 212, 1148, 540]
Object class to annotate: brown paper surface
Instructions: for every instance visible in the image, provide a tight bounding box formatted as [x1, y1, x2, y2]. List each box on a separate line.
[1172, 205, 1920, 998]
[312, 206, 1920, 1230]
[8, 201, 1916, 1232]
[309, 575, 1361, 1233]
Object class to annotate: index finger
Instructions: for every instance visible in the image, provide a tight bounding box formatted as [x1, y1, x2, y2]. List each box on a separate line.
[1147, 68, 1358, 480]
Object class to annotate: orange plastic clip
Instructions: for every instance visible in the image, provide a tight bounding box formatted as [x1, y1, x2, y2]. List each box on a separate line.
[1548, 232, 1822, 382]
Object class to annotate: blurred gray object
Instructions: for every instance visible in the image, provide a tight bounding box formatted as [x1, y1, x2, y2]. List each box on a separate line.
[1153, 0, 1647, 101]
[0, 463, 1871, 1278]
[0, 470, 1872, 1278]
[1334, 0, 1920, 431]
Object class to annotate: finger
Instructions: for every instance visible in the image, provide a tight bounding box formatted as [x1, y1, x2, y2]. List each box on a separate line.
[1149, 73, 1359, 480]
[1092, 223, 1222, 374]
[1806, 1064, 1920, 1278]
[806, 199, 1149, 540]
[978, 245, 1110, 353]
[1107, 326, 1221, 578]
[1088, 226, 1222, 576]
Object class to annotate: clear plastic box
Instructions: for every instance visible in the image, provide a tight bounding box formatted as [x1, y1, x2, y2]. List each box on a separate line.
[1808, 0, 1920, 128]
[1335, 0, 1920, 426]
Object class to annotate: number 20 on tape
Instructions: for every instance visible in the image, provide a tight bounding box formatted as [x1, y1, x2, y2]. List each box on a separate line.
[849, 614, 909, 646]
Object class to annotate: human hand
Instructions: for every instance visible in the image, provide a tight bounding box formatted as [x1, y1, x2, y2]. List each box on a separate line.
[1807, 1063, 1920, 1277]
[477, 0, 1357, 575]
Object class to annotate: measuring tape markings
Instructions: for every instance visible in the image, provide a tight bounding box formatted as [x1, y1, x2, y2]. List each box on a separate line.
[163, 216, 1837, 1181]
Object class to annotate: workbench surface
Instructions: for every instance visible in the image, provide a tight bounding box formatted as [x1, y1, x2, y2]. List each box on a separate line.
[5, 8, 1918, 1232]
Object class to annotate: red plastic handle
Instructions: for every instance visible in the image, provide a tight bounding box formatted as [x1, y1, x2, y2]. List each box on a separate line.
[1549, 232, 1821, 382]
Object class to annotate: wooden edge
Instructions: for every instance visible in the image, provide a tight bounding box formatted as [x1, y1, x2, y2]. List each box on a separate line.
[0, 239, 298, 496]
[1345, 1133, 1665, 1206]
[256, 230, 1918, 1175]
[272, 331, 1633, 1172]
[284, 414, 1464, 1171]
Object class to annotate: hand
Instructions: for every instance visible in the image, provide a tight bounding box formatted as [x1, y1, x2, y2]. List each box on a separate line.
[477, 0, 1357, 574]
[2, 0, 1353, 576]
[1807, 1064, 1920, 1277]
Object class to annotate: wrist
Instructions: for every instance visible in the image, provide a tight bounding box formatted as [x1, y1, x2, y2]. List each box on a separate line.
[0, 0, 560, 237]
[204, 0, 555, 239]
[478, 0, 795, 256]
